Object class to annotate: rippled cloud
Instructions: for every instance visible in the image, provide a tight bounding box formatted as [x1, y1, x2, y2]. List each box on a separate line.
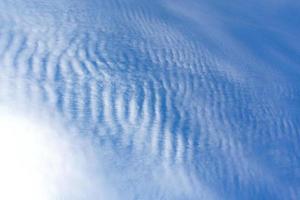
[0, 0, 299, 199]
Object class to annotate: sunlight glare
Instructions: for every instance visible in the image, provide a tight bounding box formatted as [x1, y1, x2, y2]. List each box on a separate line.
[0, 109, 70, 200]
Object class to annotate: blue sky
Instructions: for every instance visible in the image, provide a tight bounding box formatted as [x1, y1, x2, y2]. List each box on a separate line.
[0, 0, 299, 199]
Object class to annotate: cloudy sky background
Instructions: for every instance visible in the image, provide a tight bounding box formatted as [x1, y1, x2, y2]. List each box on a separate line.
[0, 0, 299, 199]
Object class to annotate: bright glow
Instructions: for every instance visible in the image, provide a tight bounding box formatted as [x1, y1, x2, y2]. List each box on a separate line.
[0, 107, 210, 199]
[0, 110, 68, 200]
[0, 106, 117, 200]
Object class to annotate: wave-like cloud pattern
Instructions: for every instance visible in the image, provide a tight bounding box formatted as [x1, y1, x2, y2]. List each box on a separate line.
[0, 0, 299, 199]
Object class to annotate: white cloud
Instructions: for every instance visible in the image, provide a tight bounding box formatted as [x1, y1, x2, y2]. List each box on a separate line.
[0, 105, 118, 200]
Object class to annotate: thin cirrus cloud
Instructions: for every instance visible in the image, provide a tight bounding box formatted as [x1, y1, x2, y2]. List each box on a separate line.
[0, 0, 299, 199]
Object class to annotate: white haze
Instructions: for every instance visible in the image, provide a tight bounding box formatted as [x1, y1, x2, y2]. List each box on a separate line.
[0, 105, 118, 200]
